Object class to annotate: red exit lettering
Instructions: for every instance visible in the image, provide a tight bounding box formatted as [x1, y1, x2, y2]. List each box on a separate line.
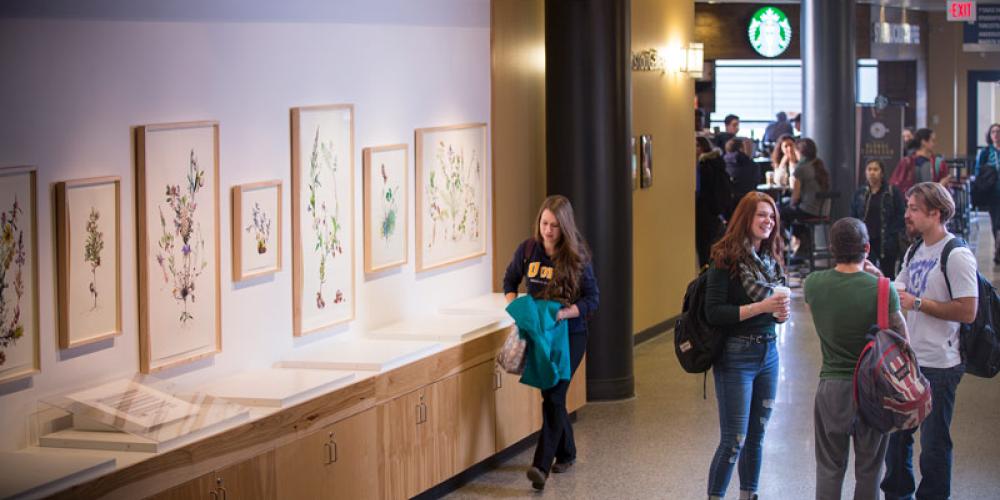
[947, 0, 976, 22]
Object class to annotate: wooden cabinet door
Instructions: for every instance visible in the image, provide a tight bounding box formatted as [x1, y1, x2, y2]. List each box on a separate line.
[455, 361, 496, 472]
[566, 354, 587, 413]
[427, 374, 459, 487]
[276, 408, 377, 500]
[380, 387, 434, 500]
[328, 408, 378, 499]
[494, 365, 542, 451]
[145, 472, 216, 500]
[216, 450, 276, 500]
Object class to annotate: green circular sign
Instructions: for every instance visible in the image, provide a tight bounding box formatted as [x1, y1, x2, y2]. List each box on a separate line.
[748, 6, 792, 58]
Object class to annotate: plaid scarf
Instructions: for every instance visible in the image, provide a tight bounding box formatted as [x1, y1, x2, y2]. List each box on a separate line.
[738, 241, 784, 302]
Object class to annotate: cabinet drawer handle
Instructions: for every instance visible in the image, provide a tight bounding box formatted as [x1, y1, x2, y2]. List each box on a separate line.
[209, 490, 219, 500]
[323, 442, 333, 465]
[331, 440, 339, 463]
[220, 486, 228, 500]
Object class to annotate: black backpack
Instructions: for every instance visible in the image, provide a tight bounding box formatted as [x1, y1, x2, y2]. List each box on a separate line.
[904, 238, 1000, 378]
[674, 269, 725, 374]
[972, 163, 998, 208]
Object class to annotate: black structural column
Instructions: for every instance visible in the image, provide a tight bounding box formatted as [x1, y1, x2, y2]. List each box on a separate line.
[545, 0, 634, 400]
[802, 0, 856, 218]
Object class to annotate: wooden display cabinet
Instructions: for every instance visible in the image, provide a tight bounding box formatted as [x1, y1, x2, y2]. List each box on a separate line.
[275, 407, 378, 499]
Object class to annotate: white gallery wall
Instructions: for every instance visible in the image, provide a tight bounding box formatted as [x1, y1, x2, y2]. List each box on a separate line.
[0, 0, 491, 450]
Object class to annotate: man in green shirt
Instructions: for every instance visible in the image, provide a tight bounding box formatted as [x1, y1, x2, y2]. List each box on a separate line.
[804, 218, 909, 500]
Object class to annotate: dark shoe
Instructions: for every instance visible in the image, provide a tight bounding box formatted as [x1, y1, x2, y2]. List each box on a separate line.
[551, 460, 575, 473]
[527, 466, 547, 490]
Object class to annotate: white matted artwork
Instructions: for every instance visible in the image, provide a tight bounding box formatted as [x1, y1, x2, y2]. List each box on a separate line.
[136, 122, 221, 373]
[415, 123, 488, 272]
[65, 378, 199, 432]
[0, 166, 38, 384]
[55, 177, 121, 349]
[291, 104, 355, 337]
[232, 180, 282, 282]
[363, 144, 408, 273]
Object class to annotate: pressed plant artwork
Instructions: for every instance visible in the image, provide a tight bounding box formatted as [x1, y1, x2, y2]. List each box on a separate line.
[245, 202, 272, 255]
[156, 149, 208, 325]
[426, 141, 481, 246]
[306, 127, 346, 310]
[379, 164, 399, 244]
[415, 124, 486, 272]
[0, 197, 26, 367]
[83, 207, 104, 310]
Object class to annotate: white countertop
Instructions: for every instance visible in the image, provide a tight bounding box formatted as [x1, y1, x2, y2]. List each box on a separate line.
[195, 368, 358, 408]
[0, 449, 117, 500]
[367, 313, 511, 341]
[277, 338, 442, 371]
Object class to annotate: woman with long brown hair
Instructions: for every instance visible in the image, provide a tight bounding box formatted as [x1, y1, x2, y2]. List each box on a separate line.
[781, 137, 831, 258]
[769, 134, 798, 188]
[502, 195, 599, 491]
[705, 192, 789, 500]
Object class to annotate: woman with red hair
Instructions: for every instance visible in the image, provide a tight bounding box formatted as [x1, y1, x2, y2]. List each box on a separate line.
[704, 192, 789, 500]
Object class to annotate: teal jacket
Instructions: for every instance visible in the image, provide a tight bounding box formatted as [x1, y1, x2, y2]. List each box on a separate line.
[506, 295, 570, 390]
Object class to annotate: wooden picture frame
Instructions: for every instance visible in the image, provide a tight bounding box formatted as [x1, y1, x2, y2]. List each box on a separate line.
[363, 144, 408, 273]
[414, 123, 488, 272]
[0, 166, 39, 384]
[55, 176, 122, 349]
[291, 104, 355, 337]
[136, 121, 221, 373]
[232, 180, 282, 282]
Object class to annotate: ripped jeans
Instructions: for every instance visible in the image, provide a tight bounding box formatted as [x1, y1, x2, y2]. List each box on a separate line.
[708, 336, 780, 498]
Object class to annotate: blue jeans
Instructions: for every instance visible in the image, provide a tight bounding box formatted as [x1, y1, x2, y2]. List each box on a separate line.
[881, 364, 965, 500]
[708, 336, 780, 497]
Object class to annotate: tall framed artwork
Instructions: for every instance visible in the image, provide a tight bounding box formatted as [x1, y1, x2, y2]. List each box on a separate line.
[291, 104, 355, 337]
[55, 176, 122, 349]
[415, 123, 488, 272]
[0, 166, 38, 384]
[362, 144, 407, 274]
[136, 121, 221, 373]
[232, 180, 282, 282]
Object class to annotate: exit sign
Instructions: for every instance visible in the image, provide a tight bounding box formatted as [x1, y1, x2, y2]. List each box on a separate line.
[948, 0, 977, 22]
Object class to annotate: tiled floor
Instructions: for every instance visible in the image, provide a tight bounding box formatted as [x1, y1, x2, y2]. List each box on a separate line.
[446, 217, 1000, 499]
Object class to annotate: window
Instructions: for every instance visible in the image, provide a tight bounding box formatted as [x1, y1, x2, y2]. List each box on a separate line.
[710, 59, 879, 140]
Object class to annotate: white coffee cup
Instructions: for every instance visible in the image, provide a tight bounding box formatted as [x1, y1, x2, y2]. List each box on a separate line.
[892, 281, 907, 295]
[772, 286, 791, 318]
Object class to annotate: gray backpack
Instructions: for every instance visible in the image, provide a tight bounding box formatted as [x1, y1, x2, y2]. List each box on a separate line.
[852, 277, 933, 433]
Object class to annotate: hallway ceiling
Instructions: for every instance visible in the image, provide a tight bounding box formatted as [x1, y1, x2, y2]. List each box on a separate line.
[695, 0, 946, 10]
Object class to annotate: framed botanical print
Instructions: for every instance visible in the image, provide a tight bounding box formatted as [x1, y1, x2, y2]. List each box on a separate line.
[232, 180, 282, 282]
[414, 123, 488, 272]
[136, 121, 221, 373]
[55, 176, 122, 349]
[291, 104, 355, 337]
[0, 166, 38, 384]
[363, 144, 407, 274]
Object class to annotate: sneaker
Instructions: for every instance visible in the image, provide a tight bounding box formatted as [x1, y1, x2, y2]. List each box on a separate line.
[526, 466, 547, 490]
[551, 460, 575, 473]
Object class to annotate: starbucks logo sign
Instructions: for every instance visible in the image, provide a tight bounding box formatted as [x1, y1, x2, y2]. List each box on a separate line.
[748, 6, 792, 58]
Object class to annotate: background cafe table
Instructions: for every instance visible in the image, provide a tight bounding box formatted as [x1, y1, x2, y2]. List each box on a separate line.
[756, 183, 789, 202]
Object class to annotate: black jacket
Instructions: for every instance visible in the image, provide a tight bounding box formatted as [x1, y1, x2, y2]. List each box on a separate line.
[850, 182, 906, 259]
[724, 151, 760, 199]
[697, 150, 733, 220]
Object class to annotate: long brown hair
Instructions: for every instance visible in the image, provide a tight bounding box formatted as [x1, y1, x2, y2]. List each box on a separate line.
[770, 134, 795, 167]
[710, 192, 785, 272]
[795, 137, 831, 191]
[533, 195, 590, 304]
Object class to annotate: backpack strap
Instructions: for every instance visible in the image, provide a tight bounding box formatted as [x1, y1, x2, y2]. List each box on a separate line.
[939, 237, 967, 300]
[904, 238, 923, 268]
[877, 277, 890, 330]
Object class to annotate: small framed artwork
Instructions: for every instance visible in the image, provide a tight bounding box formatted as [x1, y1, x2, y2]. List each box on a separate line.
[640, 134, 653, 189]
[291, 104, 355, 337]
[363, 144, 408, 273]
[232, 180, 282, 282]
[55, 176, 122, 349]
[630, 136, 639, 191]
[415, 123, 488, 272]
[0, 166, 38, 384]
[136, 121, 221, 373]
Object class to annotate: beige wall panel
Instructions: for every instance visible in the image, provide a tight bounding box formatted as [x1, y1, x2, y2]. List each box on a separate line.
[491, 0, 546, 291]
[632, 0, 697, 334]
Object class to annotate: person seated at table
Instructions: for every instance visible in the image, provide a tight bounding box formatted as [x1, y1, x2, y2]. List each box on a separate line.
[770, 134, 798, 188]
[780, 138, 830, 259]
[724, 138, 760, 202]
[850, 160, 906, 278]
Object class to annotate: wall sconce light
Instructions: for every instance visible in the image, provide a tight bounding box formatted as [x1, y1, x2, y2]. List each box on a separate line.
[631, 42, 704, 78]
